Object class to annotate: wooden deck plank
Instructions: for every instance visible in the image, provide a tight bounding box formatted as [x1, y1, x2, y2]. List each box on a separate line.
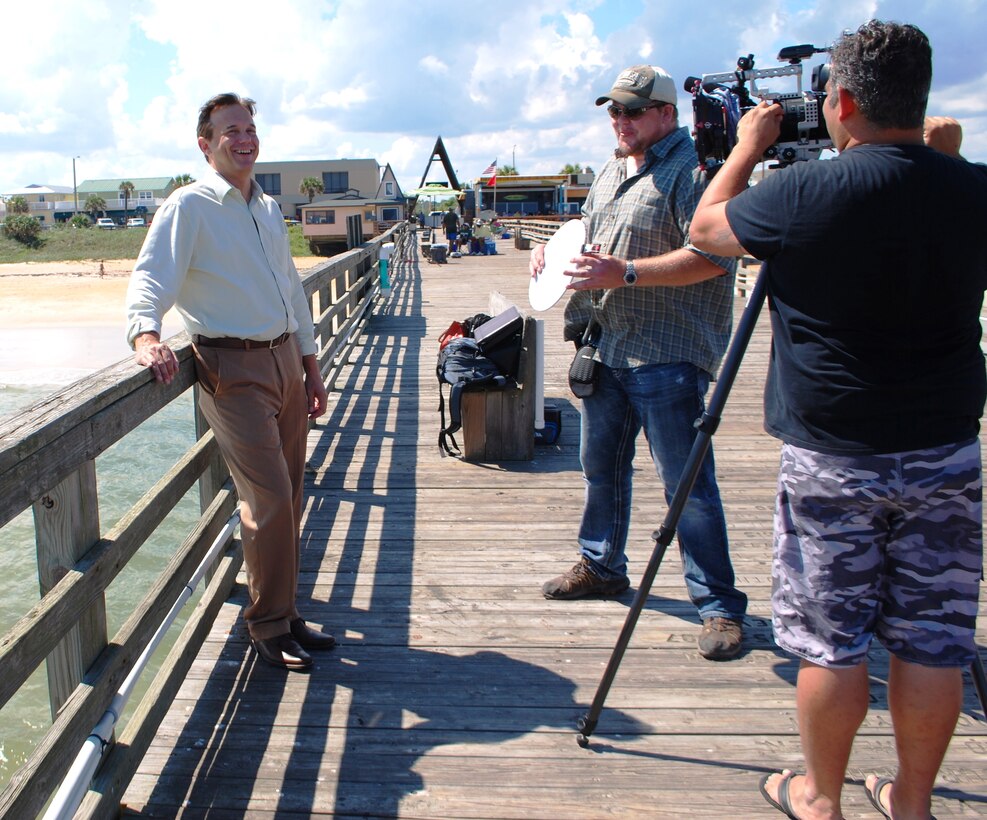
[121, 235, 987, 818]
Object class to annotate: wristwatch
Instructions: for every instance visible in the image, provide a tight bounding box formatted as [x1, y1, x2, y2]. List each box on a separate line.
[623, 259, 638, 287]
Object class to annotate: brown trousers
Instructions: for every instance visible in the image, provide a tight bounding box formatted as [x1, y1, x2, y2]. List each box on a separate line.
[193, 336, 308, 640]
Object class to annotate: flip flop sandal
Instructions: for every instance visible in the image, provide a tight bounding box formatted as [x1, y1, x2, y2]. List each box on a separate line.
[865, 776, 893, 819]
[759, 771, 802, 819]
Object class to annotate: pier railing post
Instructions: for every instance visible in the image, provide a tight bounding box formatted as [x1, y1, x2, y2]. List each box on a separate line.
[32, 460, 107, 719]
[193, 387, 229, 515]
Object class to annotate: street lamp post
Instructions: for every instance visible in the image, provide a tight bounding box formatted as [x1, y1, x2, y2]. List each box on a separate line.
[512, 145, 516, 171]
[72, 156, 80, 217]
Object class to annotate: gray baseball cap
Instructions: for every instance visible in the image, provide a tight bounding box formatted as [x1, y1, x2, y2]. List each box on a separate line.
[595, 65, 677, 109]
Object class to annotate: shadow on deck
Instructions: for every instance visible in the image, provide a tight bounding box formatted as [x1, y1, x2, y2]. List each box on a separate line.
[123, 236, 987, 818]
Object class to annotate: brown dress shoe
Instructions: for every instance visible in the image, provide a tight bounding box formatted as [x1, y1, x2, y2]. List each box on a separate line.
[290, 617, 336, 650]
[252, 633, 312, 671]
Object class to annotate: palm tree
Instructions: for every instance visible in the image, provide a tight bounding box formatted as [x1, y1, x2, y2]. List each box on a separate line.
[7, 195, 29, 214]
[85, 194, 107, 220]
[496, 165, 519, 176]
[299, 177, 324, 203]
[559, 163, 583, 174]
[119, 180, 136, 222]
[173, 173, 195, 188]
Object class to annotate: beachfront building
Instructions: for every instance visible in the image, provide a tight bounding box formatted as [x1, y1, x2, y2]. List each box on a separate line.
[0, 184, 76, 224]
[75, 177, 178, 225]
[254, 158, 407, 254]
[471, 171, 595, 218]
[254, 158, 406, 223]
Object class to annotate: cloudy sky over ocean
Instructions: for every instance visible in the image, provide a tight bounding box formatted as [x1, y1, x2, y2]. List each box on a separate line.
[2, 0, 984, 197]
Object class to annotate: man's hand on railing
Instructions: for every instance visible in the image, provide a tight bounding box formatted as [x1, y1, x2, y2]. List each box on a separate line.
[134, 332, 179, 385]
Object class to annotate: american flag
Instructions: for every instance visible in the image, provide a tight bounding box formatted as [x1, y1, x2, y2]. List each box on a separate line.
[481, 160, 497, 177]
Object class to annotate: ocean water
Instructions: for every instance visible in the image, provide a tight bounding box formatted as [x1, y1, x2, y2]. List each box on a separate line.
[0, 328, 204, 792]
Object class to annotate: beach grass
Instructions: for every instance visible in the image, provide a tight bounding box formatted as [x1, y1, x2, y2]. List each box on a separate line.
[0, 224, 313, 264]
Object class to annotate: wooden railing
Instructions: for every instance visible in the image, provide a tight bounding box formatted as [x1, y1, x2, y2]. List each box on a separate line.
[502, 217, 568, 247]
[505, 217, 759, 298]
[0, 222, 412, 818]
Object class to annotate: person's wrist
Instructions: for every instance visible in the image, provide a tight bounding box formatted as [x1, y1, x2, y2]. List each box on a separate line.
[623, 259, 638, 287]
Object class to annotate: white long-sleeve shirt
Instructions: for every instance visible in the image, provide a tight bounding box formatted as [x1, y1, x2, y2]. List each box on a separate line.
[126, 170, 317, 356]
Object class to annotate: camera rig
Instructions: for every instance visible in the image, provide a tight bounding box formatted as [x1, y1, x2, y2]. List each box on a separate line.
[686, 44, 834, 175]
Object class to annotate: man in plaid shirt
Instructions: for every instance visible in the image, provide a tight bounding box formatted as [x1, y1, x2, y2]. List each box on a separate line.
[531, 64, 747, 660]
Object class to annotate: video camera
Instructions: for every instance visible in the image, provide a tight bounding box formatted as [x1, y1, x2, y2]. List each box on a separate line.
[685, 44, 833, 175]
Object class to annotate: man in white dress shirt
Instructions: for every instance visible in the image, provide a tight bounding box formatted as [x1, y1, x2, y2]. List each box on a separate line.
[126, 92, 333, 672]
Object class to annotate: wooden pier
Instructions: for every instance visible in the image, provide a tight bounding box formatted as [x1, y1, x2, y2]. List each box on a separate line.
[119, 236, 987, 818]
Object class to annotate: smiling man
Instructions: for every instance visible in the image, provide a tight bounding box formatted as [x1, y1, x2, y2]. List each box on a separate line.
[530, 65, 747, 661]
[126, 93, 333, 672]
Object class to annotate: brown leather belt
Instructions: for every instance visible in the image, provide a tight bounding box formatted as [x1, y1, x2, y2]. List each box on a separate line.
[194, 332, 291, 350]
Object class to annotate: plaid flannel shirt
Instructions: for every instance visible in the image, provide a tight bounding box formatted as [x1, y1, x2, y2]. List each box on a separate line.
[564, 126, 736, 374]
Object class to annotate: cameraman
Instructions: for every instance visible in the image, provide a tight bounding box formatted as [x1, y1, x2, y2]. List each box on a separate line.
[691, 21, 987, 820]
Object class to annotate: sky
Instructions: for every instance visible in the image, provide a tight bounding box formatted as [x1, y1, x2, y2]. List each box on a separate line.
[2, 0, 985, 199]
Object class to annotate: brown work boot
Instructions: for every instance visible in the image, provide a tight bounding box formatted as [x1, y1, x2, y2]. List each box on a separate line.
[542, 557, 630, 600]
[698, 616, 744, 661]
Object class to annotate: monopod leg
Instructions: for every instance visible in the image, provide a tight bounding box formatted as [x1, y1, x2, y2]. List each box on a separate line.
[576, 270, 769, 747]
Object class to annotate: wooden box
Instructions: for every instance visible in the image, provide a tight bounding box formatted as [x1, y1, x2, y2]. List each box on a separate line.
[460, 316, 537, 462]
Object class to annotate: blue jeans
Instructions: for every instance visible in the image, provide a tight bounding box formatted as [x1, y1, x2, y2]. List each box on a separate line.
[578, 361, 747, 620]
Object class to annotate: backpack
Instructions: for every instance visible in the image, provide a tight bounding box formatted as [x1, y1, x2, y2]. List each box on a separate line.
[437, 313, 491, 351]
[436, 308, 523, 456]
[437, 337, 508, 455]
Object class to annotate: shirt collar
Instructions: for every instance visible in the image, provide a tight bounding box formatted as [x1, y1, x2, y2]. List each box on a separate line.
[199, 168, 264, 204]
[645, 125, 691, 164]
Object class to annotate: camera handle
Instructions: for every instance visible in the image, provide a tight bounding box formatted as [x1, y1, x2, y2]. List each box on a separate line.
[575, 265, 987, 747]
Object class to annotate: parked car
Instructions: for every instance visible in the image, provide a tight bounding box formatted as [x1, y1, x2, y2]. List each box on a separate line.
[126, 218, 146, 228]
[96, 218, 116, 229]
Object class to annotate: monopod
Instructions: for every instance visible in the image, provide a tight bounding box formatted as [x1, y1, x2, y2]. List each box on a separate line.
[574, 265, 987, 747]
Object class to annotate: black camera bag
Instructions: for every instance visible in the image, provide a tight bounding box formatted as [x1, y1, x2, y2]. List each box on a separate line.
[568, 320, 601, 399]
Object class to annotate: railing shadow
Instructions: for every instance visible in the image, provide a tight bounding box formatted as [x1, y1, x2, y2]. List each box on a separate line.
[137, 237, 646, 816]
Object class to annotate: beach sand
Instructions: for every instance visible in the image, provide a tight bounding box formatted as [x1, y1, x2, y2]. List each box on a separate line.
[0, 257, 324, 328]
[0, 257, 325, 383]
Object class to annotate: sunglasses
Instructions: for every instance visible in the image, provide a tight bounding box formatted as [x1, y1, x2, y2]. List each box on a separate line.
[606, 103, 665, 120]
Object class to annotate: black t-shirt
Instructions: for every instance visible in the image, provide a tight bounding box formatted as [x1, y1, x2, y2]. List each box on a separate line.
[726, 144, 987, 455]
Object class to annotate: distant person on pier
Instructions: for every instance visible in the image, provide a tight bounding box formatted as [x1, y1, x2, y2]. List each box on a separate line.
[125, 92, 335, 673]
[442, 207, 459, 254]
[528, 63, 747, 661]
[691, 20, 987, 820]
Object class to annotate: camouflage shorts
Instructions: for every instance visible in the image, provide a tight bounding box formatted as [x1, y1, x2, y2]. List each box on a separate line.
[773, 439, 983, 668]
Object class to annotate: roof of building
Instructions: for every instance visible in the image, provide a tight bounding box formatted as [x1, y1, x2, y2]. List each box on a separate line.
[4, 184, 74, 196]
[304, 194, 401, 208]
[77, 177, 175, 193]
[254, 157, 378, 165]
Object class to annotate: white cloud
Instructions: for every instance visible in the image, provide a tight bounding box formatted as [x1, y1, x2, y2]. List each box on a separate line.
[1, 0, 985, 199]
[419, 56, 449, 75]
